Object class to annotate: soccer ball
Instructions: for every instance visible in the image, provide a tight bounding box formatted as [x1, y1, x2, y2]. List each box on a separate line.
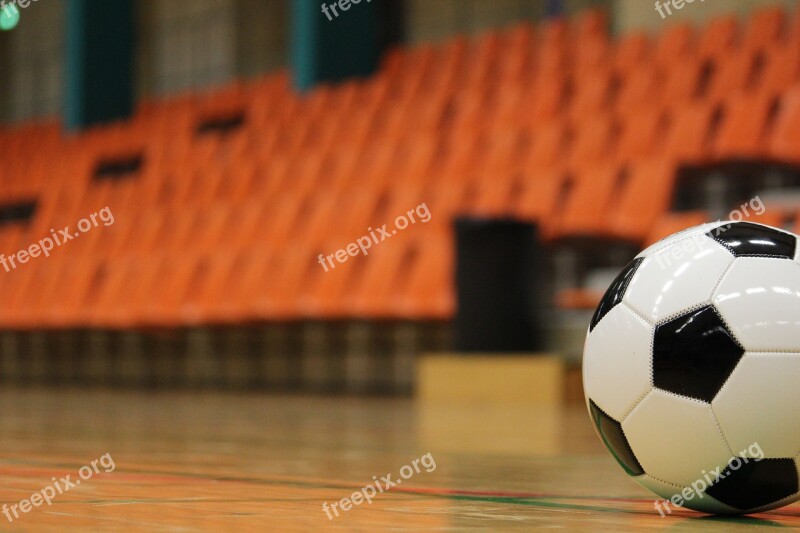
[583, 221, 800, 515]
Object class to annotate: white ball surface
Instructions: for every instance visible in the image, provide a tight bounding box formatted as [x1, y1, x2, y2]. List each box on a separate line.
[583, 221, 800, 514]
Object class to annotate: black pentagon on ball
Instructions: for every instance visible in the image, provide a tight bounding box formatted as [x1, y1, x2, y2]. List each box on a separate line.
[588, 399, 644, 476]
[706, 221, 797, 259]
[705, 458, 799, 511]
[653, 306, 744, 403]
[589, 257, 643, 332]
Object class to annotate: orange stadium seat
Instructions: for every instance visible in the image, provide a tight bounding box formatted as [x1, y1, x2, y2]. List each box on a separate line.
[569, 66, 617, 123]
[608, 158, 679, 242]
[144, 253, 211, 327]
[654, 23, 695, 66]
[613, 31, 651, 74]
[742, 6, 787, 51]
[397, 233, 454, 320]
[697, 15, 739, 60]
[81, 256, 132, 328]
[514, 166, 570, 231]
[528, 73, 570, 123]
[566, 113, 617, 168]
[575, 33, 611, 71]
[644, 210, 711, 247]
[552, 162, 624, 239]
[574, 8, 608, 41]
[525, 119, 570, 168]
[176, 252, 231, 325]
[615, 65, 663, 113]
[498, 25, 534, 83]
[470, 167, 519, 218]
[346, 241, 408, 319]
[705, 48, 762, 103]
[227, 254, 275, 322]
[297, 246, 360, 320]
[769, 84, 800, 163]
[46, 256, 101, 328]
[758, 41, 800, 94]
[713, 90, 778, 160]
[536, 17, 569, 74]
[118, 254, 172, 327]
[662, 100, 720, 163]
[615, 107, 665, 163]
[660, 56, 706, 108]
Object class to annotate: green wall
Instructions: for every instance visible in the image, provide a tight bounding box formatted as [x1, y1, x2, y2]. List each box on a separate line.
[291, 0, 382, 92]
[65, 0, 134, 130]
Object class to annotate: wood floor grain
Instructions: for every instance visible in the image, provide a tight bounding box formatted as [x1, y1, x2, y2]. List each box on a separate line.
[0, 388, 797, 531]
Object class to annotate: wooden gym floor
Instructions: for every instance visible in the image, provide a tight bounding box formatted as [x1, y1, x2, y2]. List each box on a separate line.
[0, 388, 799, 531]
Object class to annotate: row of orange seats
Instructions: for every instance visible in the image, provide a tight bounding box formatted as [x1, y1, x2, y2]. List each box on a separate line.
[2, 7, 800, 324]
[24, 7, 791, 174]
[0, 226, 454, 328]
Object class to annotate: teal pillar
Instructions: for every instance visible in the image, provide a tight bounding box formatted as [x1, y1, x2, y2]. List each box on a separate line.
[64, 0, 134, 130]
[291, 0, 382, 92]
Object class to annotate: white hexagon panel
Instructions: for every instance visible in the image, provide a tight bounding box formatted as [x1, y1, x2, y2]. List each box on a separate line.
[583, 304, 653, 422]
[713, 352, 800, 458]
[622, 389, 732, 486]
[713, 258, 800, 352]
[625, 235, 734, 323]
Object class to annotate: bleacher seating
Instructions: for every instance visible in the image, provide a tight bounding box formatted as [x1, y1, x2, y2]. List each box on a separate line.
[1, 6, 800, 327]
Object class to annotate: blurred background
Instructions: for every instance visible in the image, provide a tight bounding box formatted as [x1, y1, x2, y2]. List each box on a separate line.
[0, 0, 798, 400]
